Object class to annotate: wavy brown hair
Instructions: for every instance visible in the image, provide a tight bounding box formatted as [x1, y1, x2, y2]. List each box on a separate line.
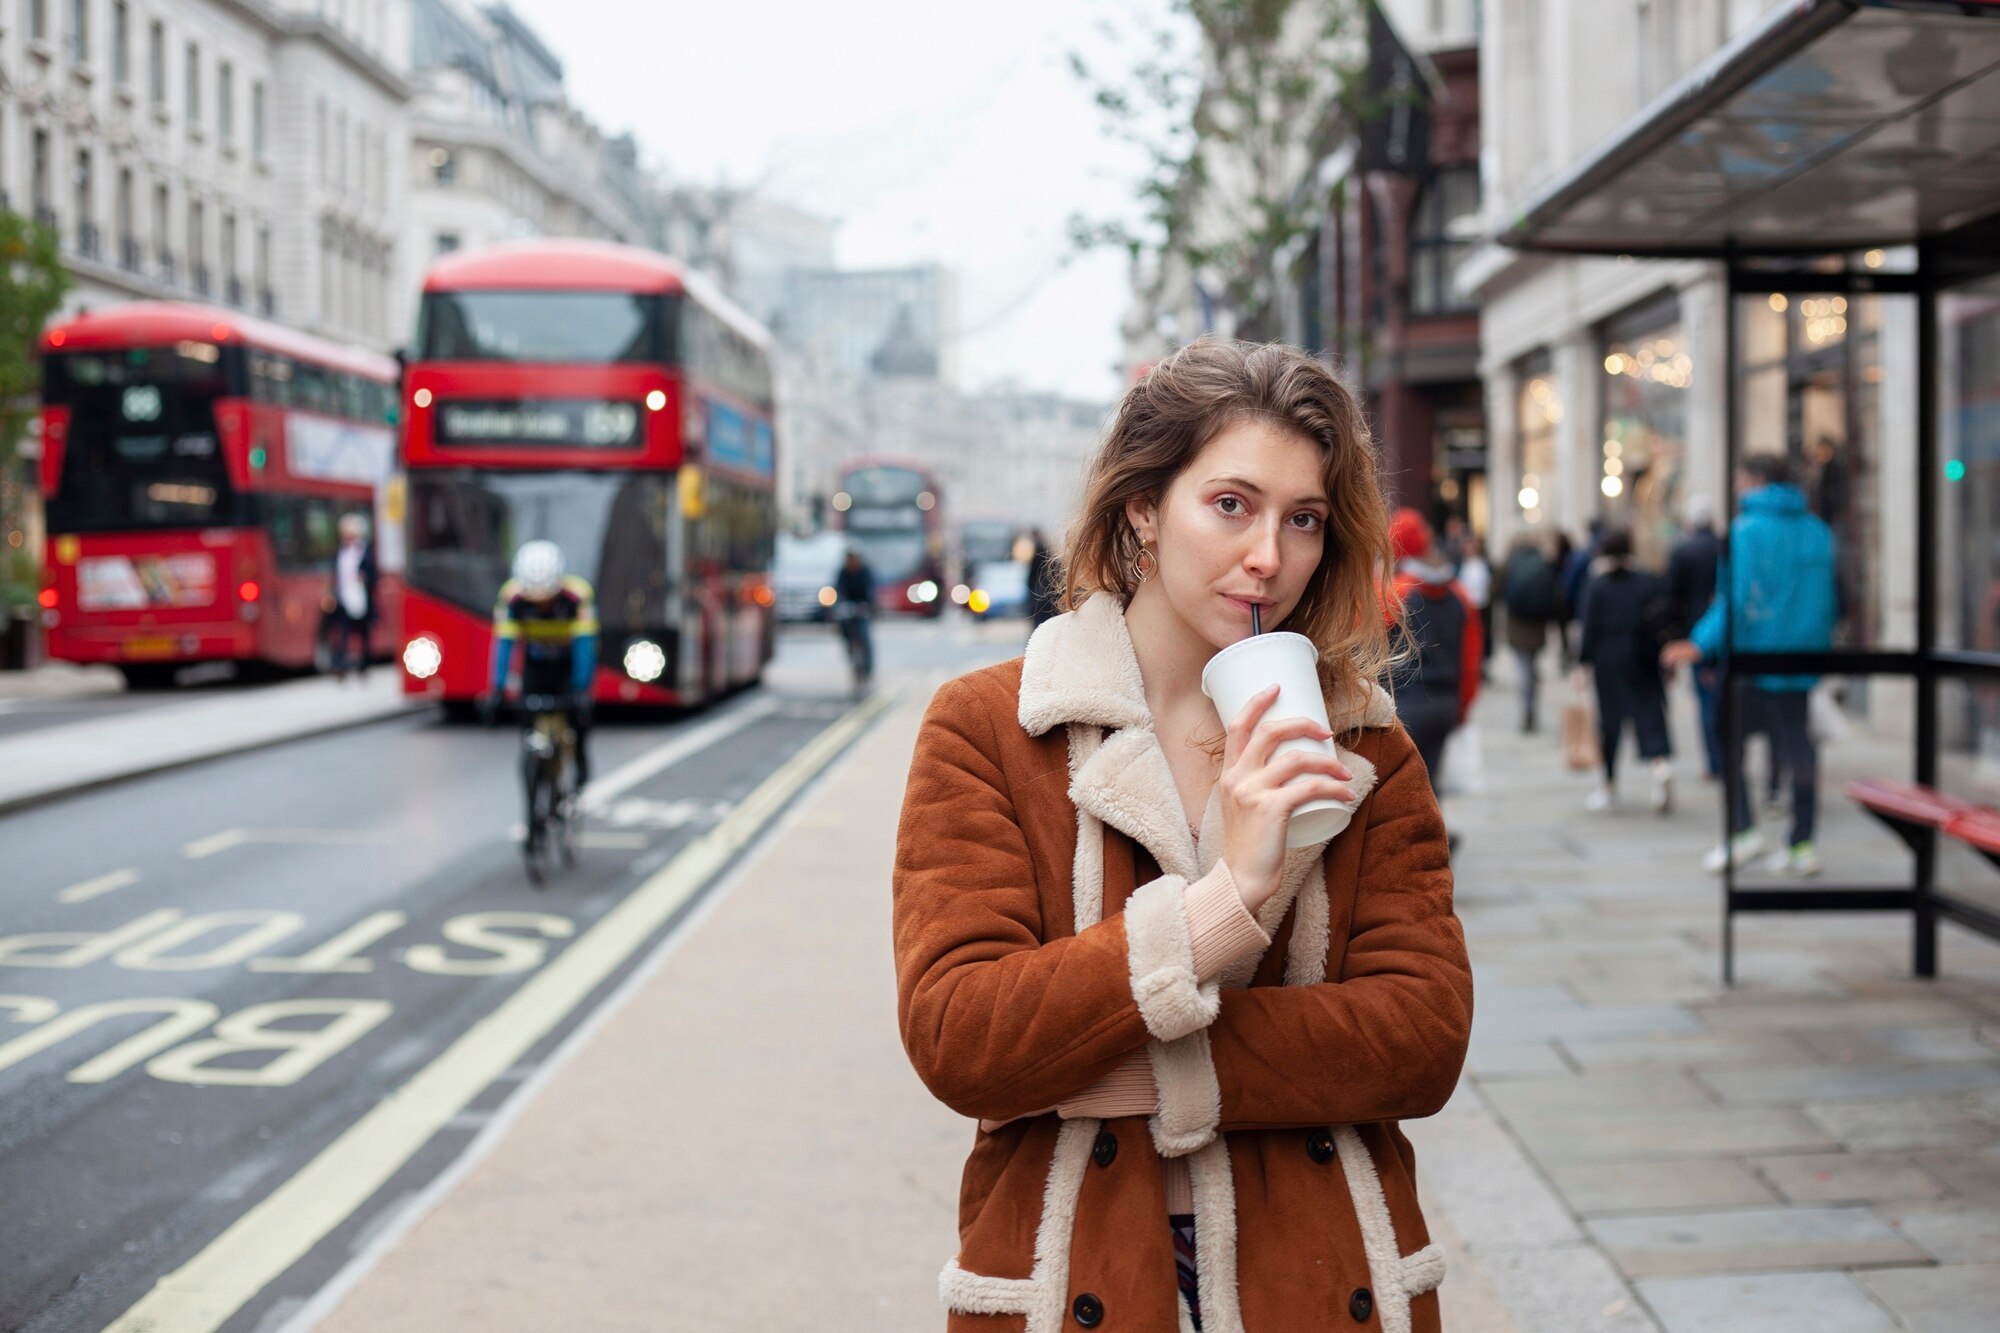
[1059, 337, 1400, 728]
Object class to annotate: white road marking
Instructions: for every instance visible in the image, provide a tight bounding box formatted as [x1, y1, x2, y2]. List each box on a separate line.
[56, 868, 141, 904]
[183, 829, 398, 859]
[103, 688, 896, 1333]
[570, 831, 649, 850]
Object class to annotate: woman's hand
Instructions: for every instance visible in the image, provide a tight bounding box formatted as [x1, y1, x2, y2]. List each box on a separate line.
[1219, 685, 1355, 915]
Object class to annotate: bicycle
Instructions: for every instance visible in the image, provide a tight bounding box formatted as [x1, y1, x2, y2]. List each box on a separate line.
[832, 599, 873, 695]
[517, 692, 582, 886]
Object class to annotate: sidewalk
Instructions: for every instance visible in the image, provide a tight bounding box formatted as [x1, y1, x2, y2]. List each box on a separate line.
[1429, 664, 2000, 1332]
[0, 671, 425, 813]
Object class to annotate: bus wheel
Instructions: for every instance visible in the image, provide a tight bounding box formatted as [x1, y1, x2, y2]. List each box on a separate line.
[118, 663, 181, 691]
[442, 700, 480, 725]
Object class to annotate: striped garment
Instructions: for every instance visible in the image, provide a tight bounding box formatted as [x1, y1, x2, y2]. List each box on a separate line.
[1171, 1213, 1201, 1330]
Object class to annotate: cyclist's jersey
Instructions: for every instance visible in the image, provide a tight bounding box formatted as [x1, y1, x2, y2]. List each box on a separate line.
[491, 574, 599, 698]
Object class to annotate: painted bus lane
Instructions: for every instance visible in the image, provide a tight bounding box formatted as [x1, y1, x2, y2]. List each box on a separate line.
[0, 692, 873, 1333]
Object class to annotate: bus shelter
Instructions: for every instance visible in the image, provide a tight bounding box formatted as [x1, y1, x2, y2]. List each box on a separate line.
[1502, 0, 2000, 981]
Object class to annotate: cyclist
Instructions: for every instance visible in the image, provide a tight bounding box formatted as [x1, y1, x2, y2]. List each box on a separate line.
[486, 541, 599, 798]
[832, 547, 874, 685]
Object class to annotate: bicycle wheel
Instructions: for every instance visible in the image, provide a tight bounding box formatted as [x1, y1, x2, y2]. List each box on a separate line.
[523, 760, 553, 888]
[556, 762, 579, 870]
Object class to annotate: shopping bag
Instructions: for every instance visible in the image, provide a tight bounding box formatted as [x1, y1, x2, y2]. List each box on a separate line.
[1561, 668, 1600, 771]
[1439, 724, 1486, 796]
[1808, 680, 1849, 745]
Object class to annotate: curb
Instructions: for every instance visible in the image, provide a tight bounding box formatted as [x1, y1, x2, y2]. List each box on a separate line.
[0, 699, 436, 819]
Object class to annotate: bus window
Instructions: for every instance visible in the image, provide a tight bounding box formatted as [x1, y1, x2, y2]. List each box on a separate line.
[44, 349, 239, 532]
[416, 292, 671, 364]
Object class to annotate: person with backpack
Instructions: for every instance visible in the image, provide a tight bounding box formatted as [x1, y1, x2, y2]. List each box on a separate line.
[1388, 508, 1482, 784]
[1500, 532, 1563, 732]
[1578, 527, 1675, 813]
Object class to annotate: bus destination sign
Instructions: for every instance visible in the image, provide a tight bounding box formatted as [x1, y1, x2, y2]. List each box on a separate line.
[434, 399, 643, 449]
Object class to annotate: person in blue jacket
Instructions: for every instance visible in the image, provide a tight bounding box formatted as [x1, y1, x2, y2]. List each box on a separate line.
[1663, 452, 1839, 877]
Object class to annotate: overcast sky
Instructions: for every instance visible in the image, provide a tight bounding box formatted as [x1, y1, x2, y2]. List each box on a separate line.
[502, 0, 1171, 404]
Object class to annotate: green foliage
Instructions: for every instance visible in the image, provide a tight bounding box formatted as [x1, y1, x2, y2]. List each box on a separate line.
[0, 210, 69, 609]
[1070, 0, 1372, 337]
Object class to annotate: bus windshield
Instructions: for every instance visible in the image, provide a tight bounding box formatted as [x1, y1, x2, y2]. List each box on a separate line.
[416, 291, 673, 364]
[43, 348, 240, 532]
[406, 470, 673, 631]
[848, 532, 928, 583]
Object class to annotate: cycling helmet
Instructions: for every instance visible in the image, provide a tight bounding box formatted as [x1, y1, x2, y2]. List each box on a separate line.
[512, 540, 565, 598]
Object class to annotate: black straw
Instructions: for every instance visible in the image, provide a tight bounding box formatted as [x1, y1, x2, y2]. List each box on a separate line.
[1251, 604, 1262, 635]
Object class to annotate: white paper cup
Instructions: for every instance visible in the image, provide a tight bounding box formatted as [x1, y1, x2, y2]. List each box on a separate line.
[1200, 631, 1348, 848]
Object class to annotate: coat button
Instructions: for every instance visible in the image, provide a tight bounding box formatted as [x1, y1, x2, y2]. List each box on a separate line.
[1349, 1286, 1374, 1322]
[1308, 1128, 1336, 1163]
[1072, 1292, 1104, 1327]
[1092, 1130, 1118, 1168]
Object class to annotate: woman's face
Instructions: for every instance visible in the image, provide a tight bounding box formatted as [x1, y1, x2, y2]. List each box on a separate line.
[1128, 418, 1330, 652]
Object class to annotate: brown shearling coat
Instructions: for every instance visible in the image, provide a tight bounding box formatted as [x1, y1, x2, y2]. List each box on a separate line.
[894, 595, 1474, 1332]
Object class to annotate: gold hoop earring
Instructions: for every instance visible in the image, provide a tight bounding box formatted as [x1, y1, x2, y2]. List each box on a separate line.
[1130, 544, 1156, 584]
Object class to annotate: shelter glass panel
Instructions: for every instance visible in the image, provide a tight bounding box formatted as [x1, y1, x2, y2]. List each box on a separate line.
[1940, 279, 2000, 661]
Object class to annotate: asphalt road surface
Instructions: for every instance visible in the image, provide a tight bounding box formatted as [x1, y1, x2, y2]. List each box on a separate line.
[0, 614, 1019, 1332]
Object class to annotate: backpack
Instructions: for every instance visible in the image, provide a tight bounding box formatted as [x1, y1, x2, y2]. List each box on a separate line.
[1505, 553, 1561, 622]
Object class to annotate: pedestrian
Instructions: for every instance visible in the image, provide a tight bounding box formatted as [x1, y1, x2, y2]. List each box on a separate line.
[328, 513, 377, 680]
[1387, 507, 1483, 785]
[1664, 452, 1840, 876]
[1025, 527, 1061, 627]
[1499, 531, 1563, 732]
[1458, 536, 1494, 675]
[1666, 494, 1723, 780]
[1578, 527, 1675, 813]
[894, 338, 1471, 1333]
[1560, 518, 1602, 666]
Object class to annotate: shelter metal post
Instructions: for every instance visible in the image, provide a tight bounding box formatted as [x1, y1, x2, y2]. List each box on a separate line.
[1721, 257, 1741, 987]
[1914, 253, 1940, 978]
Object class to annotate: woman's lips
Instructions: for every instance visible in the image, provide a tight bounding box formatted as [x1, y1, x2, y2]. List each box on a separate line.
[1223, 595, 1272, 618]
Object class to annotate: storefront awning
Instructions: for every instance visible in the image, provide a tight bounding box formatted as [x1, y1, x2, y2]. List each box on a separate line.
[1503, 0, 2000, 258]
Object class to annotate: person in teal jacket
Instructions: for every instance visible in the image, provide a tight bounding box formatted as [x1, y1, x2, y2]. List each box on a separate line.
[1663, 452, 1839, 877]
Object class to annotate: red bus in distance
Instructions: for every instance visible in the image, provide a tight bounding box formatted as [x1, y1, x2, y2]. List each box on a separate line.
[37, 302, 401, 687]
[399, 239, 777, 712]
[832, 457, 945, 617]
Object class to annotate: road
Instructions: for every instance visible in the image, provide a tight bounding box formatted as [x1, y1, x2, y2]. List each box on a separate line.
[0, 615, 1018, 1332]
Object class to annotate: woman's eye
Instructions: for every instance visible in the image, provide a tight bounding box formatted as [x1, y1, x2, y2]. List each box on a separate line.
[1292, 512, 1325, 532]
[1215, 496, 1245, 516]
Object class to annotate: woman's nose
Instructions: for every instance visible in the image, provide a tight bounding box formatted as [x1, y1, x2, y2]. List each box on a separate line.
[1243, 521, 1283, 575]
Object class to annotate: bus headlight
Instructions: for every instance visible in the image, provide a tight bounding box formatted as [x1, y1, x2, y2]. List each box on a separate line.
[908, 580, 938, 604]
[968, 589, 992, 614]
[402, 636, 443, 680]
[623, 639, 666, 683]
[950, 584, 970, 605]
[817, 586, 837, 608]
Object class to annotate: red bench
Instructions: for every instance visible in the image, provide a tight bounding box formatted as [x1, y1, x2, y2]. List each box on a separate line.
[1847, 778, 2000, 865]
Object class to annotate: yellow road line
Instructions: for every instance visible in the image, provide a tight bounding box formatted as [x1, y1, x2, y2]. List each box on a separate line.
[102, 689, 897, 1333]
[57, 869, 141, 904]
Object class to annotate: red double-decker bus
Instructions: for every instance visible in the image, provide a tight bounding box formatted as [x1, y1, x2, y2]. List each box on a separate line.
[833, 456, 945, 616]
[399, 239, 777, 713]
[37, 303, 401, 687]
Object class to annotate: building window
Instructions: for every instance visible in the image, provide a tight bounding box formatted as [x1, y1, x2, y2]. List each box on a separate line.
[316, 99, 327, 186]
[148, 21, 165, 106]
[222, 211, 238, 303]
[31, 130, 52, 219]
[1514, 354, 1560, 526]
[219, 61, 234, 145]
[31, 0, 49, 43]
[188, 198, 206, 294]
[185, 42, 200, 125]
[112, 2, 130, 83]
[251, 82, 267, 162]
[434, 232, 461, 257]
[152, 182, 171, 268]
[66, 0, 88, 64]
[116, 167, 135, 268]
[1597, 292, 1690, 561]
[429, 147, 456, 185]
[1409, 167, 1481, 316]
[73, 150, 95, 256]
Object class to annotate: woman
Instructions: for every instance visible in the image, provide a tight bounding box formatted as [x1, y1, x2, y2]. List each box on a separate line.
[893, 339, 1473, 1332]
[1499, 532, 1561, 732]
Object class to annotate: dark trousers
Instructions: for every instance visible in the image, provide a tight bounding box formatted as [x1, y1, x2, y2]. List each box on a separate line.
[1692, 666, 1724, 779]
[1512, 645, 1540, 731]
[1400, 693, 1459, 791]
[1729, 686, 1817, 845]
[329, 610, 370, 675]
[1593, 672, 1671, 782]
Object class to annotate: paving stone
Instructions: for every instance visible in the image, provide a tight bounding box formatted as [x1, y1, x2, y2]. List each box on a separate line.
[1634, 1271, 1897, 1333]
[1585, 1205, 1926, 1277]
[1698, 1061, 2000, 1106]
[1796, 1025, 2000, 1064]
[1752, 1152, 1947, 1204]
[1513, 1107, 1836, 1162]
[1560, 1033, 1815, 1070]
[1484, 1068, 1712, 1119]
[1697, 998, 1975, 1031]
[1805, 1094, 2000, 1151]
[1546, 1158, 1777, 1215]
[1567, 973, 1725, 1006]
[1855, 1263, 2000, 1332]
[1883, 1204, 2000, 1263]
[1906, 1144, 2000, 1199]
[1475, 1004, 1705, 1044]
[1465, 1038, 1573, 1078]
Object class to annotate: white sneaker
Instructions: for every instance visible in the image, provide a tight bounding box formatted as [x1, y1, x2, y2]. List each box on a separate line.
[1584, 784, 1614, 812]
[1767, 842, 1822, 877]
[1702, 828, 1769, 874]
[1648, 759, 1674, 814]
